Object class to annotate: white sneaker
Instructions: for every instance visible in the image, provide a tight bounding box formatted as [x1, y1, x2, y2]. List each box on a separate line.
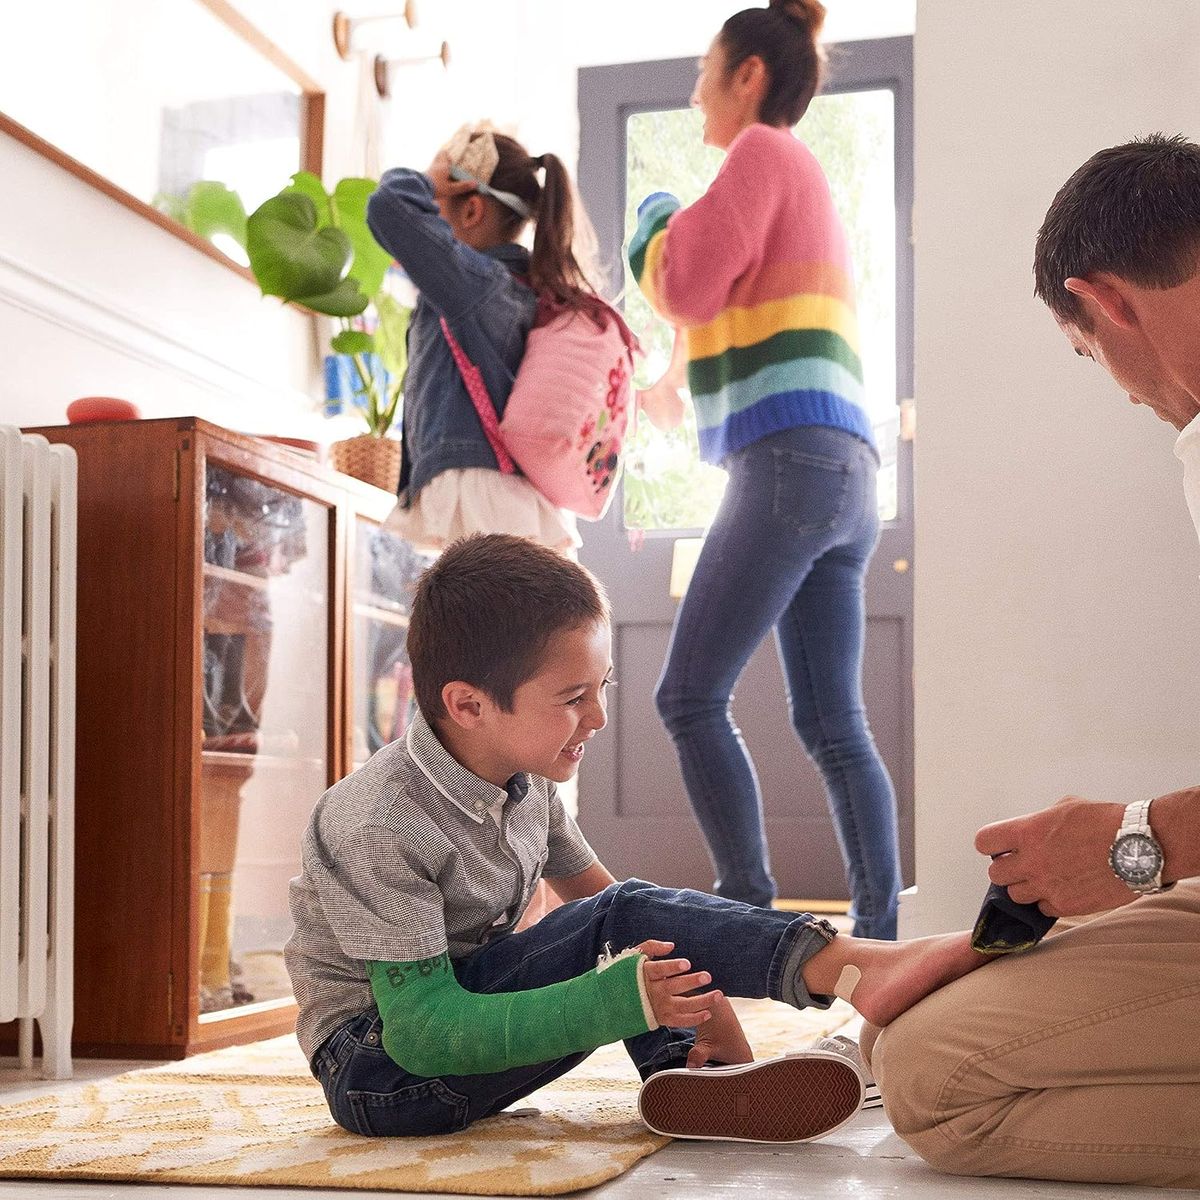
[813, 1034, 883, 1109]
[638, 1050, 864, 1144]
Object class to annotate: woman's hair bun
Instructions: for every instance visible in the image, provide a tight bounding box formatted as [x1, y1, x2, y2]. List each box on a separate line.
[770, 0, 826, 37]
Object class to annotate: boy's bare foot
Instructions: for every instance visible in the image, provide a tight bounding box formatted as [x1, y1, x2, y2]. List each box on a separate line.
[801, 931, 987, 1028]
[686, 992, 754, 1068]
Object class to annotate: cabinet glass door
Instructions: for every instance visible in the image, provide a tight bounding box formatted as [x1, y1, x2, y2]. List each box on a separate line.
[350, 519, 432, 771]
[198, 465, 329, 1018]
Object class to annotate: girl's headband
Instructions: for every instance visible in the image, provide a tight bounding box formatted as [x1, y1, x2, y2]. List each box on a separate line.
[440, 124, 533, 220]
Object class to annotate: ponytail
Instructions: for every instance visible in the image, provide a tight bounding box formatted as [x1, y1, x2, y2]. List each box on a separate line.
[530, 152, 602, 314]
[488, 135, 608, 325]
[722, 1, 827, 127]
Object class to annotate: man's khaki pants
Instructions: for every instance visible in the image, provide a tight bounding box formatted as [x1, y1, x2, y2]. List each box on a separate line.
[873, 880, 1200, 1189]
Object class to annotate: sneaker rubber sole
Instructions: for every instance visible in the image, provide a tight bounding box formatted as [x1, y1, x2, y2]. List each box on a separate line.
[638, 1051, 865, 1144]
[813, 1034, 884, 1109]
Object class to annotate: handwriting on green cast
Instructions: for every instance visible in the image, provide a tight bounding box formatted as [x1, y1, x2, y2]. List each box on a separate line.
[379, 954, 450, 990]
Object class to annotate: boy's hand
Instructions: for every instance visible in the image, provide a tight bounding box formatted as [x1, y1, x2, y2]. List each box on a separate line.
[686, 992, 754, 1068]
[635, 939, 722, 1028]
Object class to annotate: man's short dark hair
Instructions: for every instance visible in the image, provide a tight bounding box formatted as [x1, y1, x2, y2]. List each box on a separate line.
[407, 533, 610, 723]
[1034, 133, 1200, 329]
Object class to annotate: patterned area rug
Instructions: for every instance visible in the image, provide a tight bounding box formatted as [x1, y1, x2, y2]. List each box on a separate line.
[0, 998, 854, 1195]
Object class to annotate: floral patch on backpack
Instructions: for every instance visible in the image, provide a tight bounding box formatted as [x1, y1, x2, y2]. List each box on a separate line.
[578, 358, 631, 501]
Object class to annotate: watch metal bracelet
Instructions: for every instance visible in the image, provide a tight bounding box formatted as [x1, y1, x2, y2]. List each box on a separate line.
[1119, 798, 1153, 838]
[1111, 797, 1165, 894]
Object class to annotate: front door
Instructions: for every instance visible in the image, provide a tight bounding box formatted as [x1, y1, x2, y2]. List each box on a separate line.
[576, 39, 914, 904]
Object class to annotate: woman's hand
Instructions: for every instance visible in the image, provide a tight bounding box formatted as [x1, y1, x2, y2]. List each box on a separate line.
[637, 327, 689, 432]
[637, 380, 687, 431]
[635, 939, 722, 1028]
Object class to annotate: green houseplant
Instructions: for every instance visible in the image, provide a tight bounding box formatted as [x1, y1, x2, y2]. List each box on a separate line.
[244, 172, 411, 491]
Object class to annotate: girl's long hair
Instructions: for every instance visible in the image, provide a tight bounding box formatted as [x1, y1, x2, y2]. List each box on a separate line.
[482, 132, 611, 326]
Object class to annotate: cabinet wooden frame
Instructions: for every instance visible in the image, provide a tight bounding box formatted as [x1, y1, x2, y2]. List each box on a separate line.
[3, 418, 397, 1059]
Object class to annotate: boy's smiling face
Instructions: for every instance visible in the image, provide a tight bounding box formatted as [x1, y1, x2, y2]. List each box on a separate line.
[448, 619, 614, 788]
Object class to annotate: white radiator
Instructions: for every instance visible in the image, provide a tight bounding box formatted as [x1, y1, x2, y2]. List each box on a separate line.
[0, 427, 76, 1080]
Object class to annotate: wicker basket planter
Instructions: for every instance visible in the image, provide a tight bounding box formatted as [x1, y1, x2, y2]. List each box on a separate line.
[329, 434, 401, 494]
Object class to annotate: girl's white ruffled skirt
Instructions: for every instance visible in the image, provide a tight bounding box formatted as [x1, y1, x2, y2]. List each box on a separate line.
[386, 467, 580, 554]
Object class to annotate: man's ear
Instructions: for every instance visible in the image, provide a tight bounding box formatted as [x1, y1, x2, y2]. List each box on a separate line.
[441, 681, 489, 729]
[1064, 275, 1137, 330]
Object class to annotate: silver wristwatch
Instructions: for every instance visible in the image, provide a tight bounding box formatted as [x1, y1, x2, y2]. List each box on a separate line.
[1108, 798, 1166, 895]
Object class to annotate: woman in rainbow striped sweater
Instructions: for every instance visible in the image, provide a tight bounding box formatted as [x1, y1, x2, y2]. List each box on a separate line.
[628, 0, 901, 938]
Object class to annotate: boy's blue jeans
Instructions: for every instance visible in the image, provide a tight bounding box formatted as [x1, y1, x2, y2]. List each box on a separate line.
[655, 425, 902, 938]
[312, 879, 835, 1136]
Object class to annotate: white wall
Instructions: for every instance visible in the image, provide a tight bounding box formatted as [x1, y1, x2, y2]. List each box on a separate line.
[0, 1, 374, 437]
[907, 0, 1200, 934]
[378, 0, 915, 177]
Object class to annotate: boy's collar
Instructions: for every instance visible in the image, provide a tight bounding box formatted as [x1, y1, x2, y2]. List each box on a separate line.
[405, 709, 531, 822]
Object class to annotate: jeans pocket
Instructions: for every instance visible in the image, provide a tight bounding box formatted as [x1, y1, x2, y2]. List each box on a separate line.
[347, 1078, 471, 1137]
[771, 446, 851, 534]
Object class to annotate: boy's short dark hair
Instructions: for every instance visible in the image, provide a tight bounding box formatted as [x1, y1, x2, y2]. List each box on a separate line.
[407, 533, 610, 722]
[1034, 133, 1200, 330]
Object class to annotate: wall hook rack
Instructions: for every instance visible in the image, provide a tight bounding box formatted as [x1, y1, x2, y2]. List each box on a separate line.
[374, 41, 450, 96]
[332, 3, 418, 60]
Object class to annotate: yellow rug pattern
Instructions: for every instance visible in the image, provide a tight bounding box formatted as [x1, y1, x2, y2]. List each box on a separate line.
[0, 998, 854, 1195]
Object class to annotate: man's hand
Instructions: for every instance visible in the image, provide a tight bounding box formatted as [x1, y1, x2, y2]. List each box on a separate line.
[635, 939, 722, 1028]
[975, 796, 1130, 917]
[686, 992, 753, 1068]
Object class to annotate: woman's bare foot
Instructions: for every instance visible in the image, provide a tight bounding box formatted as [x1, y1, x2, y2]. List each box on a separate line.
[801, 931, 987, 1028]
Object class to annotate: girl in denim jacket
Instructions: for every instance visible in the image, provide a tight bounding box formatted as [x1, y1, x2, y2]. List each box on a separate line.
[366, 124, 606, 554]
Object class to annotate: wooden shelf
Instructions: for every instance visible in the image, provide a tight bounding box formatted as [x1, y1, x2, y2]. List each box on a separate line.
[201, 748, 324, 771]
[197, 995, 295, 1025]
[203, 562, 269, 591]
[353, 599, 410, 629]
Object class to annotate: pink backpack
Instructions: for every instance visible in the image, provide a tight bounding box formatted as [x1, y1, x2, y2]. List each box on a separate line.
[441, 297, 638, 520]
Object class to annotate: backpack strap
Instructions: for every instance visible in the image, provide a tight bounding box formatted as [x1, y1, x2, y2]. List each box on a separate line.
[439, 316, 516, 475]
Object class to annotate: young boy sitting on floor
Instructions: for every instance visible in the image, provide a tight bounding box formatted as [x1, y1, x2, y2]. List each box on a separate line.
[285, 534, 988, 1142]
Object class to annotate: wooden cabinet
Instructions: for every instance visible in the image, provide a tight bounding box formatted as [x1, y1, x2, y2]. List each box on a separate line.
[15, 418, 428, 1058]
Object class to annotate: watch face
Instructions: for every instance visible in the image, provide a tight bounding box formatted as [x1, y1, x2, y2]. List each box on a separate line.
[1110, 833, 1164, 885]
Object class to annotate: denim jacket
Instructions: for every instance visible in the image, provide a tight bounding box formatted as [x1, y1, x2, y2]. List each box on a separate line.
[366, 168, 537, 505]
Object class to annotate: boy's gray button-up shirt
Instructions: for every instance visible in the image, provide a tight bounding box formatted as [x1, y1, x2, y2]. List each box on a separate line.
[284, 710, 598, 1062]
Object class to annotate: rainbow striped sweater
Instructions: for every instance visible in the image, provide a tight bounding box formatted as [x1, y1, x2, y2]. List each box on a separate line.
[628, 123, 875, 465]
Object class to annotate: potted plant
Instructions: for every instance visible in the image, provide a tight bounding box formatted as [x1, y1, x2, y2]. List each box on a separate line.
[244, 172, 411, 492]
